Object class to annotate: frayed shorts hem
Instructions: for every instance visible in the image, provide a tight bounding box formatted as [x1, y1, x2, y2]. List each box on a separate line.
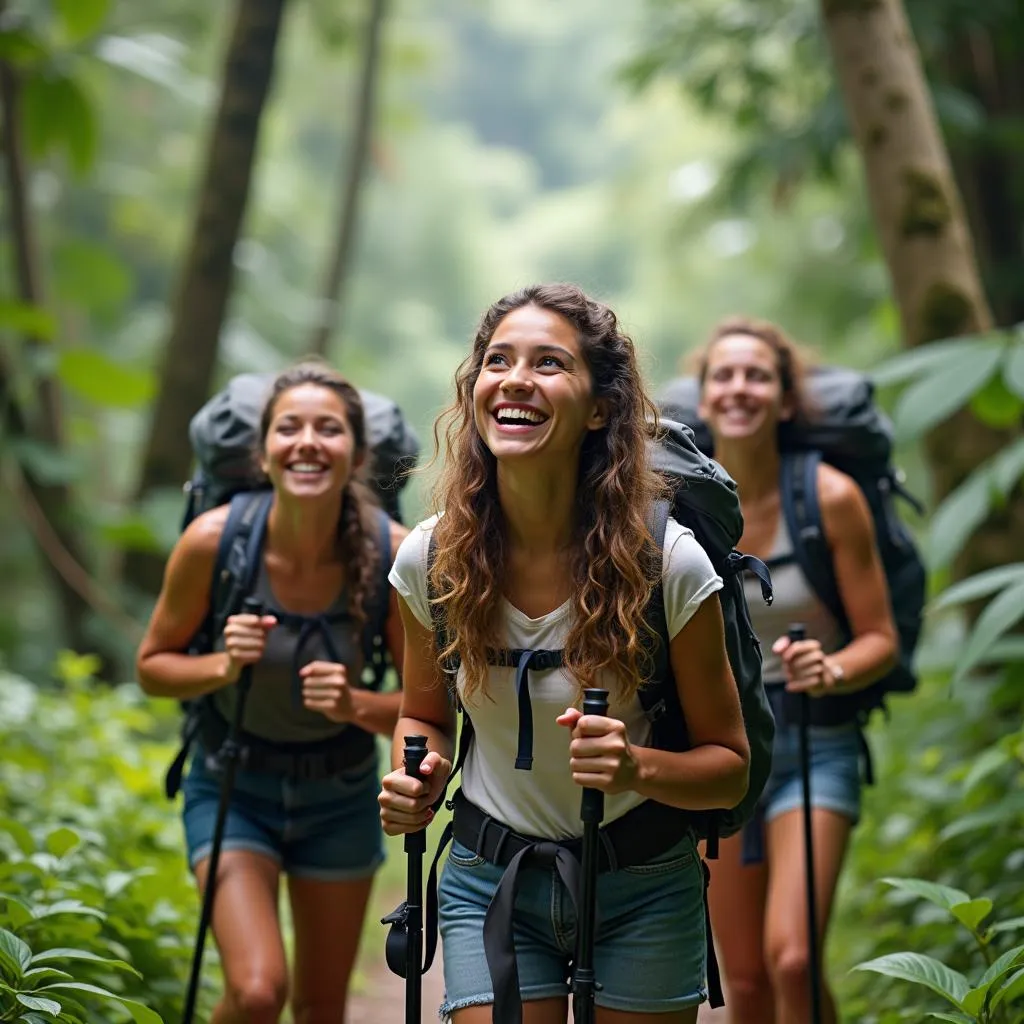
[764, 793, 860, 827]
[439, 987, 568, 1022]
[597, 987, 707, 1013]
[189, 840, 384, 882]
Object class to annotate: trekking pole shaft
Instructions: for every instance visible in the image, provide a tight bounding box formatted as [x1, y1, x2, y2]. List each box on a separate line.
[789, 624, 823, 1024]
[404, 735, 429, 1024]
[572, 688, 610, 1024]
[182, 598, 263, 1024]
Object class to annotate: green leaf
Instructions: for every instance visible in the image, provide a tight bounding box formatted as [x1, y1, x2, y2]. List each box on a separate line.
[991, 917, 1024, 935]
[0, 894, 34, 930]
[952, 578, 1024, 684]
[970, 373, 1024, 428]
[9, 439, 84, 487]
[39, 984, 162, 1024]
[0, 301, 56, 340]
[1004, 339, 1024, 399]
[0, 929, 33, 979]
[0, 818, 37, 856]
[950, 898, 994, 932]
[52, 240, 132, 317]
[44, 828, 80, 859]
[21, 965, 73, 984]
[870, 337, 988, 387]
[31, 948, 138, 977]
[931, 564, 1024, 611]
[55, 0, 111, 43]
[892, 343, 1004, 442]
[853, 951, 970, 1007]
[979, 943, 1024, 988]
[990, 965, 1024, 1009]
[940, 791, 1024, 840]
[18, 1012, 57, 1024]
[927, 473, 1001, 569]
[926, 1014, 972, 1023]
[57, 349, 155, 408]
[21, 71, 97, 175]
[881, 877, 971, 911]
[30, 900, 105, 922]
[15, 994, 61, 1016]
[962, 745, 1012, 793]
[991, 436, 1024, 498]
[0, 29, 49, 65]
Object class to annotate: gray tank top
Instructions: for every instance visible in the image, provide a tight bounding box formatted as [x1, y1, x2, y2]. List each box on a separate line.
[743, 513, 843, 685]
[212, 559, 365, 743]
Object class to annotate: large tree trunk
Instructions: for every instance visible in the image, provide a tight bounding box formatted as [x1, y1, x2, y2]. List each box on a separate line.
[820, 0, 1024, 581]
[0, 59, 107, 658]
[308, 0, 389, 358]
[123, 0, 288, 597]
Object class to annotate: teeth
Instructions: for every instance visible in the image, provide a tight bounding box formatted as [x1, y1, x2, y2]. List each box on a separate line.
[289, 463, 325, 472]
[496, 408, 545, 424]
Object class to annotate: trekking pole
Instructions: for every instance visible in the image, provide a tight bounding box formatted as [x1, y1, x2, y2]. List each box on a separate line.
[403, 734, 429, 1024]
[788, 623, 823, 1024]
[182, 596, 263, 1024]
[571, 687, 609, 1024]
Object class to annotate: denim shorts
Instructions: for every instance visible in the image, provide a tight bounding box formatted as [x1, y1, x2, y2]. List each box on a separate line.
[182, 745, 384, 881]
[437, 831, 708, 1019]
[761, 720, 863, 825]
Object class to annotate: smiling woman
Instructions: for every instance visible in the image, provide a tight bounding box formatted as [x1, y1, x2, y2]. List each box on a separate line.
[135, 361, 408, 1024]
[378, 283, 751, 1024]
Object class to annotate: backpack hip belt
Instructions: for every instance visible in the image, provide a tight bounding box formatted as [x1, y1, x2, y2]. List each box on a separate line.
[198, 704, 377, 781]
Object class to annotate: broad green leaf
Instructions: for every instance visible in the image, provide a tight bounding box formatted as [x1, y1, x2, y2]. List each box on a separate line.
[0, 894, 34, 929]
[970, 374, 1024, 428]
[17, 1012, 56, 1024]
[21, 72, 97, 175]
[0, 818, 36, 856]
[991, 436, 1024, 498]
[0, 929, 32, 978]
[21, 965, 73, 983]
[953, 578, 1024, 684]
[853, 951, 970, 1007]
[0, 29, 48, 64]
[940, 791, 1024, 840]
[9, 439, 84, 487]
[30, 900, 105, 922]
[44, 828, 80, 859]
[931, 564, 1024, 611]
[979, 944, 1024, 987]
[962, 745, 1011, 793]
[31, 948, 137, 976]
[97, 516, 163, 554]
[0, 301, 56, 340]
[1004, 339, 1024, 399]
[57, 350, 155, 408]
[992, 917, 1024, 935]
[870, 337, 989, 387]
[892, 344, 1003, 442]
[951, 898, 994, 933]
[881, 877, 970, 912]
[926, 1014, 972, 1023]
[40, 984, 162, 1024]
[990, 965, 1024, 1009]
[15, 994, 61, 1016]
[926, 472, 1000, 569]
[55, 0, 111, 43]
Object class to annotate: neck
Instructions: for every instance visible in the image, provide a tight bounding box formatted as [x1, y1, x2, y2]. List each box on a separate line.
[267, 493, 343, 571]
[713, 434, 781, 503]
[496, 462, 576, 555]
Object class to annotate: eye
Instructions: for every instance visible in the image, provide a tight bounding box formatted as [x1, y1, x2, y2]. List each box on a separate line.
[483, 351, 507, 367]
[538, 355, 565, 369]
[319, 422, 343, 435]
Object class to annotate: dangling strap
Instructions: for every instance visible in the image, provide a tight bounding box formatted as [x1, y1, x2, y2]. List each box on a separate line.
[484, 841, 582, 1024]
[702, 860, 725, 1007]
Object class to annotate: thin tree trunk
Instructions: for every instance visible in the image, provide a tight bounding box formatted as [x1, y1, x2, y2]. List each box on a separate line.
[308, 0, 389, 358]
[0, 58, 100, 657]
[123, 0, 288, 597]
[820, 0, 1024, 582]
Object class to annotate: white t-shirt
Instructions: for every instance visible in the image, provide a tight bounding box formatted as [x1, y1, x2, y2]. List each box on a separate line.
[388, 515, 723, 839]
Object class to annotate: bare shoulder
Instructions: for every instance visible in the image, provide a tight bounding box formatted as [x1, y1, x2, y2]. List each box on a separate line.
[816, 462, 873, 538]
[177, 505, 231, 562]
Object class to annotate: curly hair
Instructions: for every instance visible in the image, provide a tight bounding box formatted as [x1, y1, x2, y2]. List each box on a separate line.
[693, 315, 817, 428]
[258, 362, 381, 632]
[429, 283, 669, 705]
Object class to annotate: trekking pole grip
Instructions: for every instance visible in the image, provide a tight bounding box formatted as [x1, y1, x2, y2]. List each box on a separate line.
[404, 735, 429, 853]
[788, 623, 807, 644]
[581, 689, 610, 824]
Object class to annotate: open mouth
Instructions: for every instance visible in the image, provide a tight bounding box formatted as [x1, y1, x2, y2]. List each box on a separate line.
[286, 461, 329, 475]
[492, 405, 549, 430]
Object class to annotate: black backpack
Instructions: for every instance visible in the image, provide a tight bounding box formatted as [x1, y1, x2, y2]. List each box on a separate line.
[659, 367, 927, 726]
[162, 372, 419, 799]
[428, 420, 776, 854]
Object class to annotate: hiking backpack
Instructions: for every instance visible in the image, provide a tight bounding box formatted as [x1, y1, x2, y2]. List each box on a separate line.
[162, 372, 420, 799]
[659, 366, 927, 726]
[427, 419, 777, 855]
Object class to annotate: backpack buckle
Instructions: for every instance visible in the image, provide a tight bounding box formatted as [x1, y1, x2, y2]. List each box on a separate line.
[644, 697, 667, 723]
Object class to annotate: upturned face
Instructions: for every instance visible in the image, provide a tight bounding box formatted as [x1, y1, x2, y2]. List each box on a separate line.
[472, 304, 607, 466]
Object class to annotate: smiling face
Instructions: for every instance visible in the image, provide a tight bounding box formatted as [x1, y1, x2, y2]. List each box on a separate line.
[698, 332, 793, 445]
[472, 304, 608, 466]
[260, 382, 363, 500]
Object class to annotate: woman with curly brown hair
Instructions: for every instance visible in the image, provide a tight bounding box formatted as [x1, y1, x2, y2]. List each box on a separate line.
[378, 284, 750, 1024]
[137, 363, 407, 1024]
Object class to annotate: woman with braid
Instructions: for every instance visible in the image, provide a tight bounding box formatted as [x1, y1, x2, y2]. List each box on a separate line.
[378, 283, 750, 1023]
[137, 363, 407, 1024]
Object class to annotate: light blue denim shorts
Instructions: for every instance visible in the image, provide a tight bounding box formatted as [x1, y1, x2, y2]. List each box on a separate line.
[761, 720, 863, 825]
[182, 744, 385, 881]
[437, 831, 708, 1019]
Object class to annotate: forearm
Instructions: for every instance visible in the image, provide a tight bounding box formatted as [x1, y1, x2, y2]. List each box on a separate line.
[137, 652, 235, 700]
[630, 743, 750, 812]
[390, 714, 455, 772]
[830, 630, 898, 693]
[348, 688, 403, 736]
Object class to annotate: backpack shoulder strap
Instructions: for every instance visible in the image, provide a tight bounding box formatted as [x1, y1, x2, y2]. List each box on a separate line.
[361, 508, 395, 690]
[779, 451, 847, 630]
[636, 499, 675, 735]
